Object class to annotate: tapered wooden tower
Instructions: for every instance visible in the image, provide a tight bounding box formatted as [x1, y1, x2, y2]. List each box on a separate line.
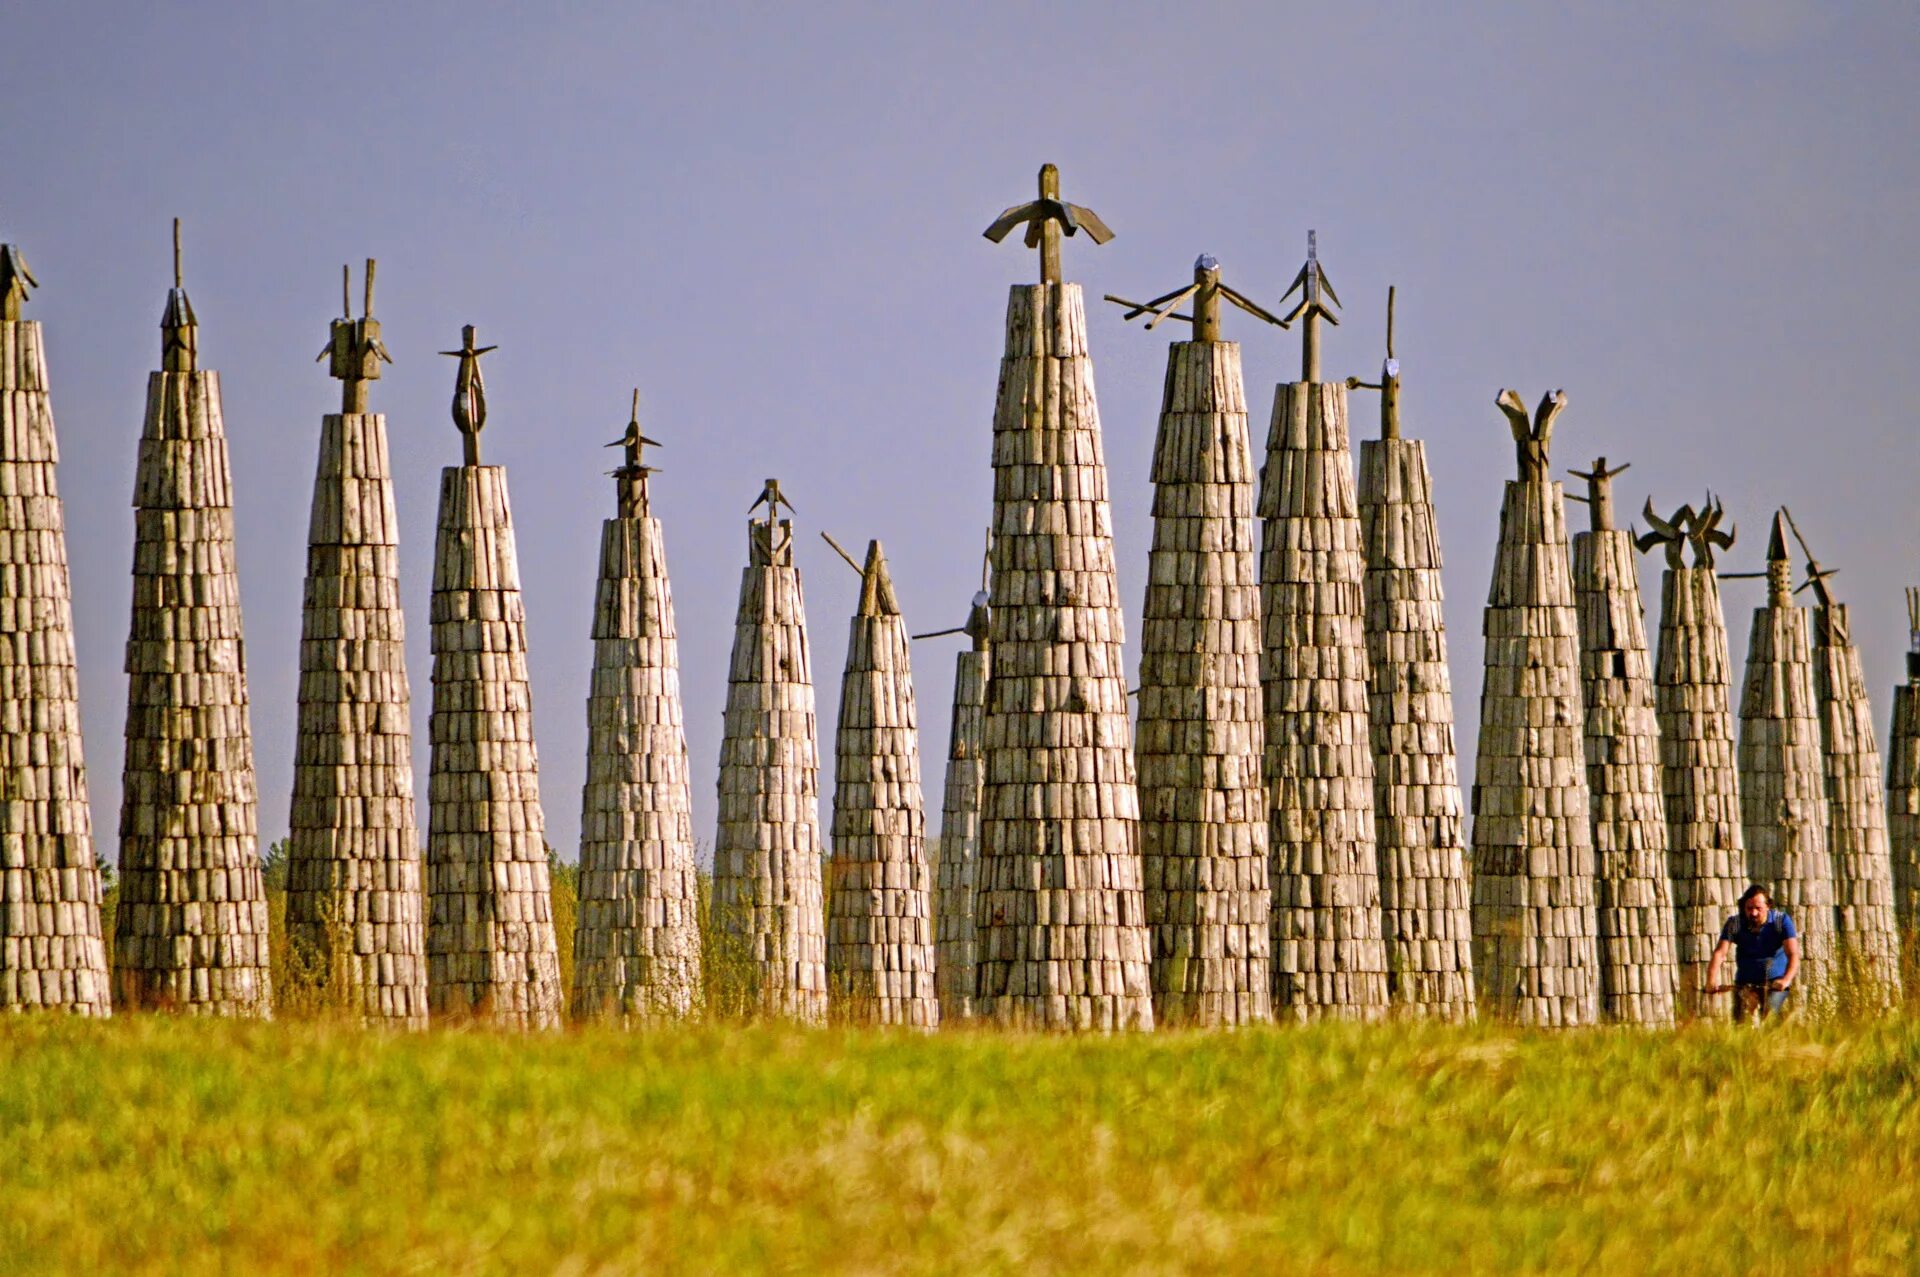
[424, 327, 562, 1028]
[826, 538, 938, 1027]
[1887, 590, 1920, 960]
[1470, 389, 1600, 1026]
[931, 565, 990, 1023]
[114, 224, 272, 1016]
[285, 262, 427, 1025]
[0, 238, 110, 1014]
[572, 395, 702, 1021]
[1639, 497, 1747, 1018]
[1349, 291, 1475, 1020]
[712, 479, 828, 1023]
[1107, 254, 1279, 1027]
[1785, 515, 1902, 1005]
[1258, 236, 1388, 1020]
[1737, 513, 1834, 996]
[973, 165, 1154, 1029]
[1567, 459, 1678, 1025]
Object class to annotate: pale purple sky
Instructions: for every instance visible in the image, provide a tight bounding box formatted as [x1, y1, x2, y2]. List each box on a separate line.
[3, 3, 1916, 860]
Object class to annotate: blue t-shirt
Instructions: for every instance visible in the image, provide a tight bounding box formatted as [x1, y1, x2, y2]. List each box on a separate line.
[1720, 910, 1796, 983]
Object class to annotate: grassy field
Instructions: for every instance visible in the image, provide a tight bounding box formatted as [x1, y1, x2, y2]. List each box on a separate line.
[1, 1016, 1915, 1274]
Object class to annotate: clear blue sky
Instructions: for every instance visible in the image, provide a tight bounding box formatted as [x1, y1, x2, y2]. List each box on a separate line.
[3, 2, 1915, 860]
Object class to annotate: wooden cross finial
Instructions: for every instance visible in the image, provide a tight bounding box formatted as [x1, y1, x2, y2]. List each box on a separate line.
[1566, 456, 1631, 532]
[749, 477, 795, 566]
[1495, 388, 1568, 482]
[319, 259, 392, 413]
[750, 477, 794, 526]
[605, 388, 663, 517]
[1280, 230, 1343, 382]
[1104, 252, 1289, 343]
[0, 241, 36, 322]
[983, 163, 1114, 285]
[439, 324, 497, 465]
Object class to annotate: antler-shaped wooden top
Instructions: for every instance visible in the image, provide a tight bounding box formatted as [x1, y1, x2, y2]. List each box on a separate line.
[1495, 388, 1568, 482]
[439, 324, 497, 466]
[1566, 456, 1630, 532]
[161, 218, 198, 372]
[318, 259, 393, 413]
[0, 241, 36, 321]
[1103, 253, 1289, 343]
[1345, 287, 1402, 439]
[1280, 230, 1342, 382]
[605, 388, 663, 517]
[983, 163, 1113, 286]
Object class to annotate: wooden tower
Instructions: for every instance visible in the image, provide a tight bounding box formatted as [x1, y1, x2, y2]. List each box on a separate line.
[1887, 588, 1920, 968]
[926, 552, 990, 1023]
[113, 223, 272, 1015]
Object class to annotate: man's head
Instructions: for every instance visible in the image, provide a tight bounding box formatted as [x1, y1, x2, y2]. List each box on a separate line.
[1739, 884, 1772, 926]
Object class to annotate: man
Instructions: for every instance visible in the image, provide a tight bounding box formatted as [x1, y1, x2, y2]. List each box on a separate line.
[1704, 885, 1800, 1023]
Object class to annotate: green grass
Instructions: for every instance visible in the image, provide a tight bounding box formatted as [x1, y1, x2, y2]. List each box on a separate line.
[1, 1017, 1915, 1274]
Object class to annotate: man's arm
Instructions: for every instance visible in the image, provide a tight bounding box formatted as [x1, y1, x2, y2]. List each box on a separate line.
[1771, 936, 1801, 991]
[1705, 937, 1733, 994]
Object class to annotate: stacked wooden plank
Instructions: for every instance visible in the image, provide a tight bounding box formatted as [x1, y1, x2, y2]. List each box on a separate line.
[1136, 339, 1270, 1027]
[285, 301, 427, 1025]
[114, 280, 272, 1015]
[827, 541, 938, 1027]
[573, 463, 702, 1021]
[712, 504, 829, 1023]
[1888, 637, 1920, 959]
[1650, 563, 1747, 1019]
[933, 591, 989, 1023]
[1571, 518, 1679, 1025]
[1259, 380, 1389, 1020]
[974, 282, 1154, 1030]
[1811, 602, 1904, 1005]
[0, 271, 112, 1014]
[1736, 518, 1834, 996]
[1469, 396, 1600, 1025]
[425, 462, 563, 1028]
[1357, 434, 1476, 1021]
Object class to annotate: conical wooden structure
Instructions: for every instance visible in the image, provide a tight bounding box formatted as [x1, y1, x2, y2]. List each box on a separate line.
[1110, 255, 1275, 1027]
[1258, 236, 1388, 1020]
[572, 396, 702, 1021]
[712, 479, 828, 1023]
[423, 327, 562, 1028]
[285, 262, 427, 1025]
[113, 225, 271, 1016]
[1888, 590, 1920, 961]
[973, 165, 1153, 1029]
[1470, 389, 1600, 1026]
[1786, 515, 1903, 1006]
[0, 238, 110, 1014]
[1568, 459, 1678, 1025]
[1640, 497, 1746, 1019]
[932, 574, 989, 1023]
[1351, 291, 1475, 1019]
[826, 538, 938, 1027]
[1737, 514, 1834, 997]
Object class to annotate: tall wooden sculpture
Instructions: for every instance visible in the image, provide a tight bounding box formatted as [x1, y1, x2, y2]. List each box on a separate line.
[825, 536, 939, 1027]
[1784, 514, 1902, 1006]
[1470, 388, 1600, 1025]
[925, 549, 990, 1023]
[973, 164, 1154, 1029]
[1567, 459, 1679, 1025]
[1887, 589, 1920, 965]
[712, 479, 828, 1022]
[573, 395, 702, 1021]
[286, 261, 428, 1025]
[1104, 254, 1281, 1026]
[1349, 290, 1476, 1019]
[1258, 235, 1389, 1019]
[424, 326, 562, 1027]
[1736, 513, 1834, 999]
[0, 236, 111, 1014]
[1639, 497, 1747, 1018]
[114, 223, 272, 1015]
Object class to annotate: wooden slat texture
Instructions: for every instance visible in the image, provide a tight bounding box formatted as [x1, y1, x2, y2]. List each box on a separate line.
[1886, 669, 1920, 968]
[933, 606, 988, 1023]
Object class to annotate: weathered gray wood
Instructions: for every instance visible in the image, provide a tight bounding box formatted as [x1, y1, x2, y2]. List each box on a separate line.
[1135, 338, 1271, 1027]
[114, 266, 271, 1017]
[827, 541, 939, 1027]
[933, 589, 989, 1022]
[0, 299, 111, 1015]
[973, 282, 1154, 1031]
[712, 495, 828, 1023]
[1887, 618, 1920, 965]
